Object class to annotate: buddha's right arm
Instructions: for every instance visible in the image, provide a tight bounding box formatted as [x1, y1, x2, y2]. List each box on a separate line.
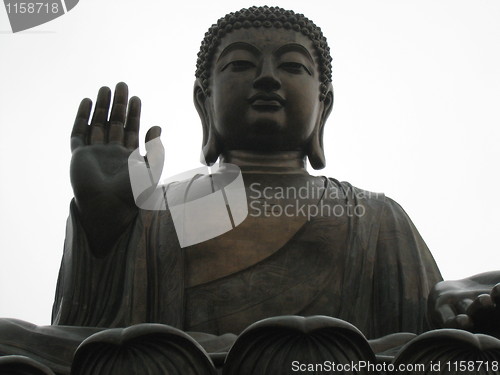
[69, 82, 162, 257]
[72, 194, 139, 258]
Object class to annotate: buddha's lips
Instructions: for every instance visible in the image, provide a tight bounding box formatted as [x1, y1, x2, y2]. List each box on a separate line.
[251, 99, 283, 110]
[248, 93, 285, 110]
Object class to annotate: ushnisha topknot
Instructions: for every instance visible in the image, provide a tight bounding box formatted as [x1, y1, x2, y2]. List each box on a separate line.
[195, 6, 333, 101]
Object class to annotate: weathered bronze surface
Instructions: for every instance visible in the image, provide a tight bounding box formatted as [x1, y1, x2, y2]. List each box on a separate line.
[0, 5, 499, 375]
[54, 7, 443, 338]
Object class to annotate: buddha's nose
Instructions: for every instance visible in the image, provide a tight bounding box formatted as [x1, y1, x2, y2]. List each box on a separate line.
[253, 60, 281, 92]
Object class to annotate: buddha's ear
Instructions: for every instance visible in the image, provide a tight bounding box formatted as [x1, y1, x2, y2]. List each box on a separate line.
[193, 79, 220, 165]
[307, 85, 334, 170]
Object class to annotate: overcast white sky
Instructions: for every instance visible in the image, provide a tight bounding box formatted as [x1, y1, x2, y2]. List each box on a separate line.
[0, 0, 499, 325]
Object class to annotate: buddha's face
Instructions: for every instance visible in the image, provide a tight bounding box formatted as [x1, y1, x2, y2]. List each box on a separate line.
[205, 27, 329, 153]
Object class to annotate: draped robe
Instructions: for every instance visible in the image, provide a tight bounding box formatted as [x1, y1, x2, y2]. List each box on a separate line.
[52, 175, 442, 339]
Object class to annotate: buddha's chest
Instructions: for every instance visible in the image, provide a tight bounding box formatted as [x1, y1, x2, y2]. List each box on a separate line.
[185, 205, 310, 287]
[184, 174, 337, 287]
[182, 209, 352, 334]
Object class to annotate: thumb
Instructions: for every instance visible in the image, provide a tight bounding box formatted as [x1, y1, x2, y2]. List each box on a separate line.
[145, 126, 162, 143]
[144, 126, 164, 185]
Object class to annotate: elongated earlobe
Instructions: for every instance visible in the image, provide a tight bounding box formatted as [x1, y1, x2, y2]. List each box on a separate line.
[202, 131, 220, 166]
[307, 89, 334, 170]
[193, 80, 220, 165]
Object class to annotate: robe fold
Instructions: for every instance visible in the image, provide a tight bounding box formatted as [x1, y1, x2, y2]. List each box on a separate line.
[52, 177, 442, 339]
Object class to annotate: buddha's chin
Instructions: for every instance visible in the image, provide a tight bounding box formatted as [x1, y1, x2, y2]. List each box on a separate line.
[240, 115, 289, 150]
[246, 113, 284, 134]
[240, 134, 288, 152]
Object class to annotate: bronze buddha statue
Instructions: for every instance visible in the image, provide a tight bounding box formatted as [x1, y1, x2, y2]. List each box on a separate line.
[1, 6, 499, 374]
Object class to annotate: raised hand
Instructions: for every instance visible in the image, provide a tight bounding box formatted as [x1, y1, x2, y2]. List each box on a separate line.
[428, 272, 500, 338]
[70, 82, 162, 256]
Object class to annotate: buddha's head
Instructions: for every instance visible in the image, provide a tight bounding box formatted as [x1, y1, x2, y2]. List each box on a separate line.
[194, 6, 333, 170]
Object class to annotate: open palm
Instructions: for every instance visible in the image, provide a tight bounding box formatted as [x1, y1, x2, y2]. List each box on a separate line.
[70, 82, 161, 256]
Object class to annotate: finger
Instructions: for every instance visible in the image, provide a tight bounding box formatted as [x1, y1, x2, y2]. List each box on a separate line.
[444, 314, 474, 331]
[90, 86, 111, 145]
[108, 122, 124, 144]
[145, 126, 162, 143]
[435, 304, 457, 327]
[124, 96, 141, 150]
[145, 126, 164, 184]
[71, 98, 92, 151]
[456, 298, 474, 314]
[456, 314, 474, 330]
[467, 294, 495, 323]
[109, 82, 128, 125]
[491, 283, 500, 306]
[90, 123, 106, 145]
[90, 86, 111, 126]
[108, 82, 129, 145]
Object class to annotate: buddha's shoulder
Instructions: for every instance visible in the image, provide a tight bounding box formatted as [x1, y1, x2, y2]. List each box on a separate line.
[324, 177, 385, 202]
[324, 177, 407, 217]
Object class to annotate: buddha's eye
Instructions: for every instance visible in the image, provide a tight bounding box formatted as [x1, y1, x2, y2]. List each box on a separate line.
[222, 60, 256, 72]
[279, 62, 311, 75]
